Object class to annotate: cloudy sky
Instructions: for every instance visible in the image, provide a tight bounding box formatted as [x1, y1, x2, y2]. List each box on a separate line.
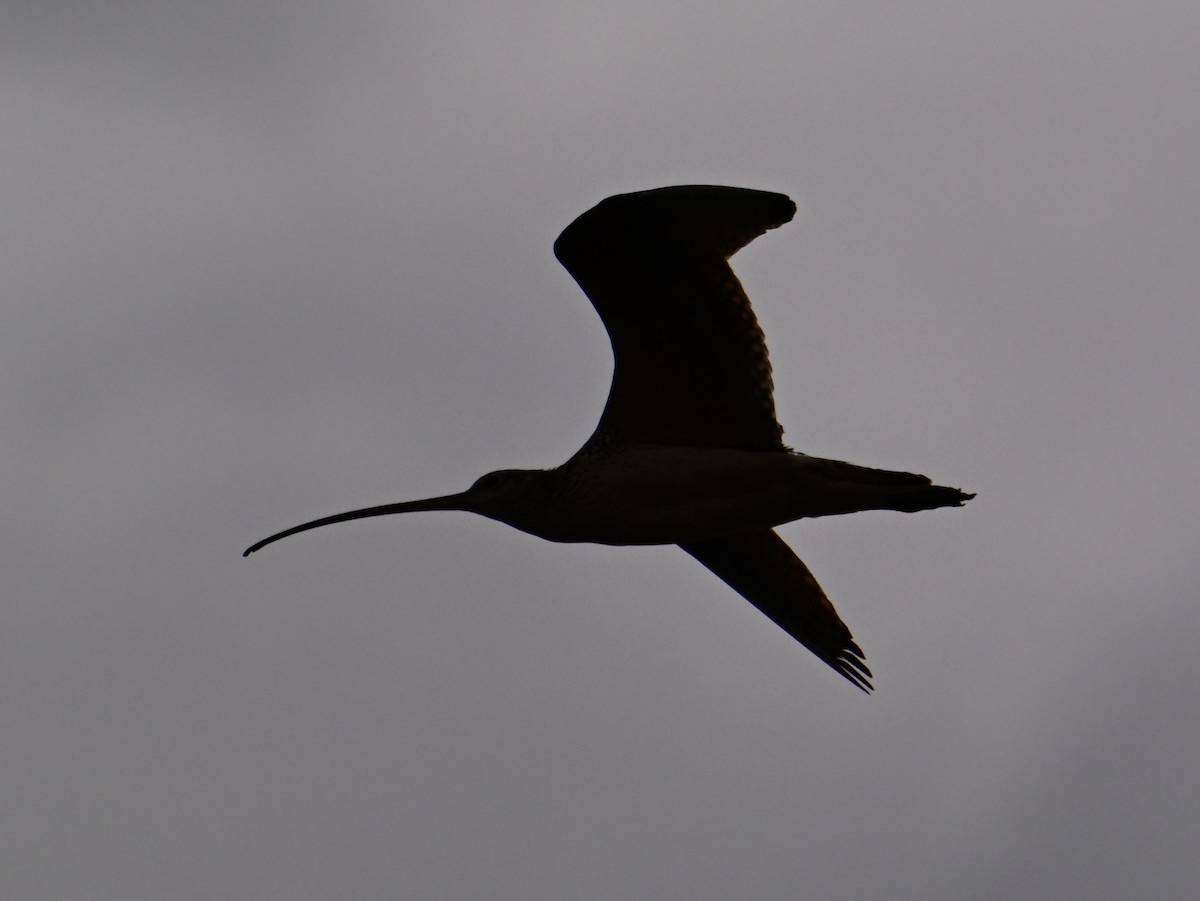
[2, 2, 1198, 898]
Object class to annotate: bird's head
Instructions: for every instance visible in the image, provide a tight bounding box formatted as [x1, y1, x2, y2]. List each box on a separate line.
[462, 468, 558, 531]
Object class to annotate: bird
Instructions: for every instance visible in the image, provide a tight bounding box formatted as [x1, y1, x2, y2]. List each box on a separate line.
[245, 185, 974, 691]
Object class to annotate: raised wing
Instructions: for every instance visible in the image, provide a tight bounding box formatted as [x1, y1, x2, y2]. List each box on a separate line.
[554, 185, 796, 451]
[679, 530, 873, 691]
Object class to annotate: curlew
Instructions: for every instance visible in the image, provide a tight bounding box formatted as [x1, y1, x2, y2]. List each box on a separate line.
[245, 185, 973, 691]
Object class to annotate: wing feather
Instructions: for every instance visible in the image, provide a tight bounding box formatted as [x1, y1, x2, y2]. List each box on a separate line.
[679, 529, 873, 691]
[555, 186, 795, 451]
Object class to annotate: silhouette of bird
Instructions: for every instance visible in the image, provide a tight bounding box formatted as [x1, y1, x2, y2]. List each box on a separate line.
[245, 185, 973, 691]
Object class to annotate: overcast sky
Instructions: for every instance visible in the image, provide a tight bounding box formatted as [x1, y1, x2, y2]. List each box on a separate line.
[2, 3, 1198, 899]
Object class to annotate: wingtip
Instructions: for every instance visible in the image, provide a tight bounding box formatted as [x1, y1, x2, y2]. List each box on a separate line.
[836, 647, 875, 693]
[555, 184, 798, 267]
[837, 664, 874, 693]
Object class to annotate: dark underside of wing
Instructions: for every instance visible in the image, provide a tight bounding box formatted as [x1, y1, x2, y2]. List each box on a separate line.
[554, 185, 796, 451]
[679, 529, 873, 691]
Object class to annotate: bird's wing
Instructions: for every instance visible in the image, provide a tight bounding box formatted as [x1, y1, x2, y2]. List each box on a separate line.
[554, 185, 795, 451]
[679, 529, 872, 691]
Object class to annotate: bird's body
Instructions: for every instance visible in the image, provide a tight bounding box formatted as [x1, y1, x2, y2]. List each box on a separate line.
[460, 446, 966, 548]
[246, 185, 973, 691]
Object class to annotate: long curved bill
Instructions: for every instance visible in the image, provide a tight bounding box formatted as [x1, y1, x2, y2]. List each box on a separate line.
[243, 492, 471, 557]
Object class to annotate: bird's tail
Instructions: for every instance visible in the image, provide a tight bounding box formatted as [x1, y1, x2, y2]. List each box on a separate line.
[796, 455, 975, 517]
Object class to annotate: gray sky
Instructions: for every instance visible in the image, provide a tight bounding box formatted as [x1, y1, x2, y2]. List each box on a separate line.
[3, 2, 1198, 899]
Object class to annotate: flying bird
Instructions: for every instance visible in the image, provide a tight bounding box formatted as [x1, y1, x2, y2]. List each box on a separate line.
[245, 185, 973, 691]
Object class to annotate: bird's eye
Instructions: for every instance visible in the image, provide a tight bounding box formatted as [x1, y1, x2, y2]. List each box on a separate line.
[472, 472, 506, 492]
